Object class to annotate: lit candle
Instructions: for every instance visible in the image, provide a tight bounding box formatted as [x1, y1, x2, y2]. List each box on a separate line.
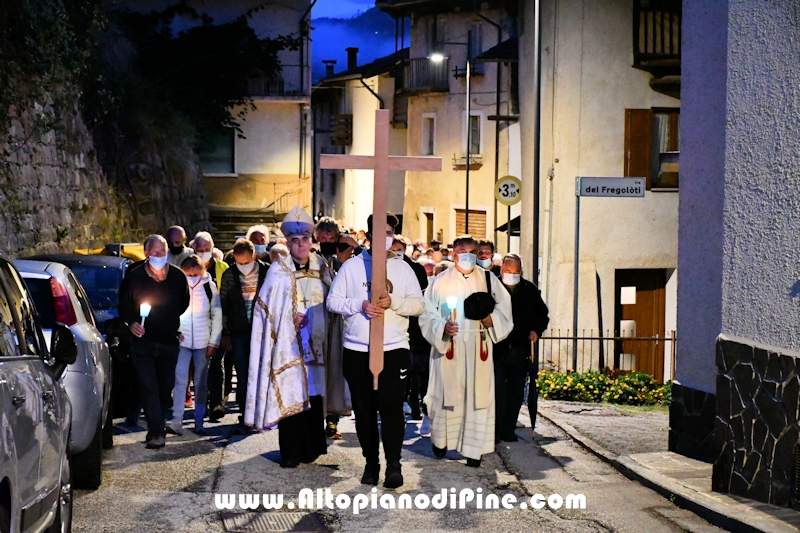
[140, 303, 151, 327]
[446, 296, 458, 321]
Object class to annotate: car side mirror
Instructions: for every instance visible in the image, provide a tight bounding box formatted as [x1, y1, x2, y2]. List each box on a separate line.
[50, 322, 77, 378]
[103, 317, 125, 351]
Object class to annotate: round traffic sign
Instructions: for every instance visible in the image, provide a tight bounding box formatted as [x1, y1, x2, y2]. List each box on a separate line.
[495, 175, 522, 206]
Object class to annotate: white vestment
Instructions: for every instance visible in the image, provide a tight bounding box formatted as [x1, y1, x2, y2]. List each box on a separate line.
[245, 254, 330, 429]
[420, 266, 513, 459]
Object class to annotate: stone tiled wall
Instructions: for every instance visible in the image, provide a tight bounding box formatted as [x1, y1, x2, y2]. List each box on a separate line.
[713, 337, 800, 508]
[668, 382, 716, 460]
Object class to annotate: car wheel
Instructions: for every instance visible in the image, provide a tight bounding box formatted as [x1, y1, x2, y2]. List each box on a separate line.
[102, 403, 114, 450]
[73, 420, 102, 490]
[45, 450, 72, 533]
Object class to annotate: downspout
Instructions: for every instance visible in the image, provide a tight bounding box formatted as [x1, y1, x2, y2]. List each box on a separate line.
[360, 78, 384, 109]
[474, 2, 503, 247]
[299, 0, 318, 189]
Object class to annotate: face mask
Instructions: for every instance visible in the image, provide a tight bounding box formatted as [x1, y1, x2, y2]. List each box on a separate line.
[149, 256, 168, 270]
[319, 242, 337, 256]
[254, 244, 267, 256]
[385, 237, 394, 251]
[168, 245, 183, 256]
[236, 262, 255, 275]
[477, 258, 492, 269]
[503, 273, 521, 286]
[392, 250, 404, 258]
[186, 275, 201, 286]
[456, 253, 477, 271]
[197, 252, 213, 264]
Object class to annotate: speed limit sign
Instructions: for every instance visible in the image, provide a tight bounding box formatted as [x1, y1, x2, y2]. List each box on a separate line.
[495, 175, 522, 206]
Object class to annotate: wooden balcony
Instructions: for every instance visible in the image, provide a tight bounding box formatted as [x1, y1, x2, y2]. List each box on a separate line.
[633, 0, 681, 98]
[395, 58, 450, 96]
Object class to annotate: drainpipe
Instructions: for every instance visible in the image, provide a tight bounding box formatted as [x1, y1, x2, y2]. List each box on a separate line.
[474, 2, 503, 248]
[360, 79, 384, 109]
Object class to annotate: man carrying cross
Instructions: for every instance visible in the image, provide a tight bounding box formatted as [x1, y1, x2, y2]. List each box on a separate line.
[327, 212, 425, 489]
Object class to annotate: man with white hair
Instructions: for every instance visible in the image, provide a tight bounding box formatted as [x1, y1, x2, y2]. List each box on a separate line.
[246, 224, 270, 263]
[119, 234, 190, 449]
[193, 231, 228, 288]
[269, 243, 289, 263]
[167, 226, 194, 267]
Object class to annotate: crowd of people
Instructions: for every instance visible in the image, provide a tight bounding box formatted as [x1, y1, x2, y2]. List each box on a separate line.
[117, 207, 549, 489]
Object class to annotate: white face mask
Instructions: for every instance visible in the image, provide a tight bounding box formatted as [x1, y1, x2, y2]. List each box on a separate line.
[477, 258, 492, 269]
[456, 253, 477, 271]
[197, 252, 213, 264]
[385, 237, 394, 251]
[186, 275, 201, 286]
[148, 255, 168, 271]
[503, 273, 521, 286]
[236, 262, 255, 275]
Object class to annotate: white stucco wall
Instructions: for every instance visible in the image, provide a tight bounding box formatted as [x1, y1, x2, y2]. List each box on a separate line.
[720, 2, 800, 350]
[520, 0, 680, 362]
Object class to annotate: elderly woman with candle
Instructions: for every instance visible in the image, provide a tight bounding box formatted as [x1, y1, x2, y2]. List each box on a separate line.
[119, 234, 190, 449]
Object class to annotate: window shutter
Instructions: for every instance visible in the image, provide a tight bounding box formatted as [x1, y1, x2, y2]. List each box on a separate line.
[455, 209, 487, 238]
[624, 109, 653, 189]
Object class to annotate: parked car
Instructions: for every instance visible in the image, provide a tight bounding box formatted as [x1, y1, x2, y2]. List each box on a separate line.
[14, 260, 112, 490]
[0, 254, 76, 532]
[26, 255, 133, 419]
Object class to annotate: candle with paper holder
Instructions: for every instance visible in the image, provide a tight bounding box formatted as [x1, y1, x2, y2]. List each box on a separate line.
[445, 296, 458, 360]
[140, 303, 151, 328]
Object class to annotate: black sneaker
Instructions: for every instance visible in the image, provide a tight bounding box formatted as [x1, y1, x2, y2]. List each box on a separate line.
[361, 463, 379, 485]
[384, 463, 403, 489]
[209, 405, 225, 422]
[281, 458, 299, 469]
[432, 444, 447, 458]
[145, 435, 166, 449]
[466, 458, 481, 468]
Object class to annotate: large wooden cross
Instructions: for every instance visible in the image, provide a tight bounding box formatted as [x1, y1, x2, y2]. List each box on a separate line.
[321, 109, 442, 389]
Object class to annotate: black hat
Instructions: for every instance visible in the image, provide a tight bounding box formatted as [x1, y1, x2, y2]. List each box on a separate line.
[464, 292, 495, 321]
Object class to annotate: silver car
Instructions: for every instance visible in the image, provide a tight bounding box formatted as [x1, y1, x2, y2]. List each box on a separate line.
[15, 260, 112, 491]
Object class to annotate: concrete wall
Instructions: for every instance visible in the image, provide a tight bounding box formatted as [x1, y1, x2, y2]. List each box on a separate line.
[402, 7, 515, 249]
[520, 0, 679, 367]
[675, 0, 728, 393]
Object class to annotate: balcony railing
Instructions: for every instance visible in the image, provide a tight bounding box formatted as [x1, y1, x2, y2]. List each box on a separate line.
[395, 58, 450, 95]
[248, 65, 311, 98]
[633, 0, 681, 74]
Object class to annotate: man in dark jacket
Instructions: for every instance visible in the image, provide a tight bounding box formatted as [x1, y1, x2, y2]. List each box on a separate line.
[119, 234, 190, 449]
[219, 238, 269, 434]
[390, 238, 428, 421]
[494, 253, 549, 443]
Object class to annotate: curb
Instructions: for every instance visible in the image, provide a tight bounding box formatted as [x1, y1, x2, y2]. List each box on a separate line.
[536, 407, 798, 533]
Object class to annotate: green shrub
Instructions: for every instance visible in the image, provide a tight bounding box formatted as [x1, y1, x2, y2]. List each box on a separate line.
[536, 369, 669, 406]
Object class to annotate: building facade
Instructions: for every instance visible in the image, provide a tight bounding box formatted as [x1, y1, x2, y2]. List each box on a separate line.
[377, 0, 519, 252]
[519, 0, 681, 381]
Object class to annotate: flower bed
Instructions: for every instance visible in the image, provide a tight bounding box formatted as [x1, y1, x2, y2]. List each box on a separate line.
[536, 370, 671, 406]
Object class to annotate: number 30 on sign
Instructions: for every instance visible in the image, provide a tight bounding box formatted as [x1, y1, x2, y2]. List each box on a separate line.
[495, 175, 522, 206]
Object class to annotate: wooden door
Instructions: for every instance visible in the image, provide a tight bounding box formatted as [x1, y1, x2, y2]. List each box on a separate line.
[614, 269, 666, 382]
[425, 212, 434, 245]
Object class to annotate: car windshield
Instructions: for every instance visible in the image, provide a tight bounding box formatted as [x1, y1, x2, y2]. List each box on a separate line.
[68, 265, 123, 310]
[24, 278, 57, 329]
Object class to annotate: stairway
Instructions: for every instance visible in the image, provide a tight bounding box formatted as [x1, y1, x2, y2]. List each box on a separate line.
[208, 208, 279, 251]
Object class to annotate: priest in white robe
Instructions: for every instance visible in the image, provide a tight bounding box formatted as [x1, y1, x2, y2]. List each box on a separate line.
[420, 236, 514, 467]
[245, 206, 331, 468]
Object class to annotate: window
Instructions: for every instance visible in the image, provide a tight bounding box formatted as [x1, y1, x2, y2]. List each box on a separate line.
[199, 129, 235, 175]
[429, 15, 445, 54]
[0, 280, 20, 358]
[624, 108, 680, 189]
[422, 114, 436, 155]
[463, 111, 483, 157]
[0, 264, 43, 356]
[67, 273, 97, 328]
[455, 208, 487, 238]
[468, 23, 483, 61]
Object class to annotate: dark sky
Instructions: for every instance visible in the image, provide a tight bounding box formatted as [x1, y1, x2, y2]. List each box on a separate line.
[313, 0, 376, 19]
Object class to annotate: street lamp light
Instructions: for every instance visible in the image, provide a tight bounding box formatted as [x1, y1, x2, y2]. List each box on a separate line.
[428, 48, 473, 235]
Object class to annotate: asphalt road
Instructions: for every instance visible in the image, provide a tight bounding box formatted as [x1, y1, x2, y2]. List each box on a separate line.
[72, 405, 725, 532]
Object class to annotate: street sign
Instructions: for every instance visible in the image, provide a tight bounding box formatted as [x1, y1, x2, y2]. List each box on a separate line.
[577, 177, 645, 198]
[495, 175, 522, 205]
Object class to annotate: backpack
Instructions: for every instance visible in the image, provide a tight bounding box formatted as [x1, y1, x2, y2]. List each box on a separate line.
[203, 281, 213, 303]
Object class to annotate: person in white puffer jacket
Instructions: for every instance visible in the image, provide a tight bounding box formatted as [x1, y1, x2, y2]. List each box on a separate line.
[169, 255, 223, 435]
